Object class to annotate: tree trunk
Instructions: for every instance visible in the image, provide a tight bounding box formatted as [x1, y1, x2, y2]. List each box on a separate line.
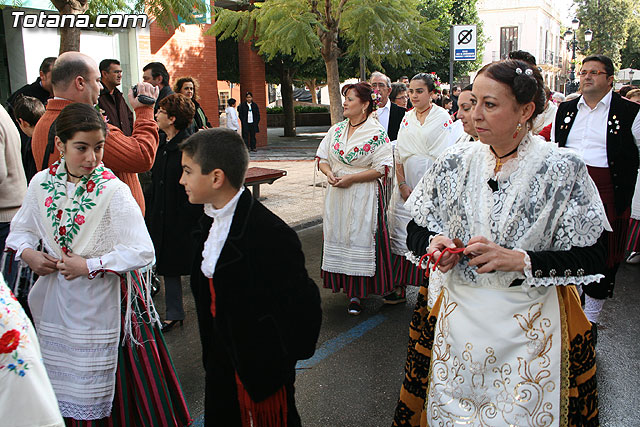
[281, 68, 296, 137]
[59, 27, 81, 53]
[306, 79, 318, 104]
[320, 28, 343, 124]
[52, 0, 89, 53]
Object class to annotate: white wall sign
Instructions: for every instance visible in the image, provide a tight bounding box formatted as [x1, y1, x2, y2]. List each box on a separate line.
[453, 25, 477, 61]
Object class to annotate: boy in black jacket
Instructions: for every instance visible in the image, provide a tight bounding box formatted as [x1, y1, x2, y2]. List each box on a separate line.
[179, 128, 321, 426]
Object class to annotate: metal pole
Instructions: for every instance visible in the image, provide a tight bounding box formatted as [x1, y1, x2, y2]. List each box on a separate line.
[449, 26, 454, 91]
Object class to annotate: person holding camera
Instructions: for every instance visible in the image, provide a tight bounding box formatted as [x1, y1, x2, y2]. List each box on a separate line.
[31, 52, 160, 215]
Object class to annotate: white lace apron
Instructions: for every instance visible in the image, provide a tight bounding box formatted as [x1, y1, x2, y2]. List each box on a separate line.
[316, 116, 393, 276]
[405, 134, 608, 425]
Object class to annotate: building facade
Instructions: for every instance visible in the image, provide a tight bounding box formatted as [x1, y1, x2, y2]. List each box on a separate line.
[477, 0, 566, 92]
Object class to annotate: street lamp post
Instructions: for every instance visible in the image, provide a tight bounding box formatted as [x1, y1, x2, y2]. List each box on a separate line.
[564, 18, 592, 95]
[630, 69, 635, 85]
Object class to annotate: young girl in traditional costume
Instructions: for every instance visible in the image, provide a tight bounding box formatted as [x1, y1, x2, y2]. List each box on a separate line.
[6, 103, 191, 426]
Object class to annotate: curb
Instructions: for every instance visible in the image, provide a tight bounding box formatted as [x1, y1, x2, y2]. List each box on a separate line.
[291, 216, 323, 232]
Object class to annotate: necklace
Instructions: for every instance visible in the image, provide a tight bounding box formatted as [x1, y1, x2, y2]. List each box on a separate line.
[348, 117, 367, 127]
[415, 104, 432, 116]
[490, 144, 519, 169]
[65, 166, 84, 180]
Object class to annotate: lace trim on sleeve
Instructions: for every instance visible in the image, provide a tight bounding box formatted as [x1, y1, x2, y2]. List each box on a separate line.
[522, 273, 604, 290]
[514, 248, 532, 279]
[405, 250, 429, 269]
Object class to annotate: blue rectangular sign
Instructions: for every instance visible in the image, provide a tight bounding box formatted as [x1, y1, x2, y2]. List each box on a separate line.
[455, 48, 476, 61]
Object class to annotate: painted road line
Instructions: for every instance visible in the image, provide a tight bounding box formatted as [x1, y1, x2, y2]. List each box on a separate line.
[296, 314, 386, 369]
[191, 314, 387, 426]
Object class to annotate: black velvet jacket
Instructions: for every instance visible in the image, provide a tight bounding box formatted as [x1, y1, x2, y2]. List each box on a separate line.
[190, 189, 321, 422]
[406, 220, 606, 280]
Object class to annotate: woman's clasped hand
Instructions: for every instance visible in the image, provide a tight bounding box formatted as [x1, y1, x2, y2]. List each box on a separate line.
[428, 235, 525, 273]
[21, 248, 89, 280]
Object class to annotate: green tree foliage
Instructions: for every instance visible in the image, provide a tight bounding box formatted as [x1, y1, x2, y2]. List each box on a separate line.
[212, 0, 441, 123]
[620, 6, 640, 69]
[378, 0, 484, 84]
[574, 0, 634, 68]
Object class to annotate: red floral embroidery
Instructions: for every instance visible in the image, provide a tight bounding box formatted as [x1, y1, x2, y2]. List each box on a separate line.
[59, 226, 67, 236]
[333, 143, 340, 150]
[75, 215, 85, 225]
[339, 150, 344, 155]
[45, 197, 53, 207]
[101, 171, 116, 180]
[49, 164, 58, 175]
[385, 137, 390, 143]
[354, 147, 359, 152]
[56, 210, 63, 219]
[363, 144, 371, 152]
[86, 180, 96, 192]
[0, 330, 20, 354]
[62, 246, 70, 255]
[373, 136, 378, 141]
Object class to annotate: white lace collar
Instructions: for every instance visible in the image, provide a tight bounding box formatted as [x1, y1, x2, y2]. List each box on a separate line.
[204, 187, 244, 220]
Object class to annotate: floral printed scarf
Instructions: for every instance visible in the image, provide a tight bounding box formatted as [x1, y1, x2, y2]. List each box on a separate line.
[36, 159, 119, 257]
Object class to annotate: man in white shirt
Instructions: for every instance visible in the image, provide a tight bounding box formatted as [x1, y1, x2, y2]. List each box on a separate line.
[552, 54, 640, 333]
[370, 72, 405, 141]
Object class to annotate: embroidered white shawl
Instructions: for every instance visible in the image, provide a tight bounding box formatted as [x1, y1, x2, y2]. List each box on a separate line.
[406, 133, 608, 289]
[316, 116, 393, 276]
[396, 105, 453, 165]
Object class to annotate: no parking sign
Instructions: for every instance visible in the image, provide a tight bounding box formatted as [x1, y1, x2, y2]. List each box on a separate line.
[452, 25, 477, 61]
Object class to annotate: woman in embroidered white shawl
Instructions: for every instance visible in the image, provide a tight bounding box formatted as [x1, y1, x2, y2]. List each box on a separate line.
[386, 73, 453, 304]
[316, 82, 394, 315]
[393, 60, 605, 426]
[6, 104, 191, 425]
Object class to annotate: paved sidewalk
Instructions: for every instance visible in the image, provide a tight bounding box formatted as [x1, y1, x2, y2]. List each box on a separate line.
[247, 126, 330, 229]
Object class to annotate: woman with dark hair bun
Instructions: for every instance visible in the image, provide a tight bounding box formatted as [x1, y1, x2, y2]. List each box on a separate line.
[385, 73, 453, 304]
[393, 60, 605, 425]
[315, 82, 394, 315]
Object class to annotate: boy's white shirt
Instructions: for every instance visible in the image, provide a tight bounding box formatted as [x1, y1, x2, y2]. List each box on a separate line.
[201, 187, 245, 278]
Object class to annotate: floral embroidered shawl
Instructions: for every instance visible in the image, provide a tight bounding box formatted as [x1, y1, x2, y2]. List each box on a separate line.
[36, 159, 119, 257]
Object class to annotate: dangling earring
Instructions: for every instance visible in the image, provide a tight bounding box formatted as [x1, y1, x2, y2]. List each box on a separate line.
[512, 122, 522, 139]
[60, 151, 65, 160]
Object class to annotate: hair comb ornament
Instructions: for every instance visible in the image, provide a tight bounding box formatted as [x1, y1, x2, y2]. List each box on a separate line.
[524, 68, 533, 76]
[515, 68, 523, 75]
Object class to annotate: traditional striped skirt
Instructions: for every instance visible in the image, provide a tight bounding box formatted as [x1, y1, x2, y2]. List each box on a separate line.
[322, 183, 393, 299]
[627, 218, 640, 252]
[391, 253, 425, 289]
[65, 273, 191, 427]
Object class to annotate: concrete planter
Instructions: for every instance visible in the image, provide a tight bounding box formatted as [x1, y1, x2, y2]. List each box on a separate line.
[267, 112, 331, 127]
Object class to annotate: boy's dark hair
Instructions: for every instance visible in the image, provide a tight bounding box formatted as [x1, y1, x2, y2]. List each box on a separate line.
[158, 94, 196, 131]
[245, 91, 253, 97]
[179, 128, 249, 189]
[99, 59, 120, 73]
[143, 61, 170, 85]
[582, 54, 614, 76]
[56, 103, 107, 143]
[228, 98, 236, 107]
[40, 57, 57, 74]
[13, 96, 45, 126]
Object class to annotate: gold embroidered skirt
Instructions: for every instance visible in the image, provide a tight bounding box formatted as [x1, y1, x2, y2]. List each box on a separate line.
[393, 283, 598, 427]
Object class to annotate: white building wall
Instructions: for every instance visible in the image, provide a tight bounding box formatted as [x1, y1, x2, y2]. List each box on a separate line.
[477, 0, 565, 91]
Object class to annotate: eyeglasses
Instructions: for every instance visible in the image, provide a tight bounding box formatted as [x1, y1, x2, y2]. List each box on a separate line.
[578, 70, 609, 77]
[371, 83, 389, 88]
[394, 95, 409, 100]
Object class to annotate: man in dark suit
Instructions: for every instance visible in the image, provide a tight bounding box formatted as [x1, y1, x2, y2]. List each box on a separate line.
[552, 54, 640, 333]
[370, 72, 405, 141]
[237, 91, 260, 152]
[98, 59, 134, 136]
[180, 128, 321, 426]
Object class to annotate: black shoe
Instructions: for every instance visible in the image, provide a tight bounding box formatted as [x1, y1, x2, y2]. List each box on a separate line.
[347, 300, 361, 315]
[251, 148, 257, 152]
[161, 320, 183, 333]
